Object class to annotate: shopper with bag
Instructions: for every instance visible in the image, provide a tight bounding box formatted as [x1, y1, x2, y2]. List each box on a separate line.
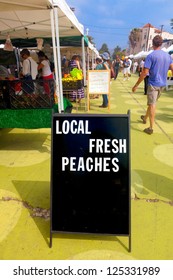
[20, 49, 38, 94]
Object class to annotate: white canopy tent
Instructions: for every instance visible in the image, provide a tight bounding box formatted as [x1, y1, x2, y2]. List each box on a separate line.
[142, 50, 153, 58]
[128, 54, 134, 59]
[133, 51, 145, 59]
[88, 41, 99, 70]
[161, 47, 167, 52]
[132, 45, 173, 60]
[133, 50, 154, 59]
[165, 44, 173, 53]
[0, 0, 84, 39]
[0, 0, 85, 112]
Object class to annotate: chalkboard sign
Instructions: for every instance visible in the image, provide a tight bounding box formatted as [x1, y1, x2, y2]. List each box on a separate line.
[87, 70, 110, 110]
[50, 113, 131, 250]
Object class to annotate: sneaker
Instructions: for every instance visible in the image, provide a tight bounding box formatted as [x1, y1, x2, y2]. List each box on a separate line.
[141, 115, 146, 124]
[143, 127, 153, 135]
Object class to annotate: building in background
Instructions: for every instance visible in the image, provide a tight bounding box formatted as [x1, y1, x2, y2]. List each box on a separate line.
[128, 23, 173, 55]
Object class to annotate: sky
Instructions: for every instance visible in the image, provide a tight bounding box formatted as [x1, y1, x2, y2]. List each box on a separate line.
[65, 0, 173, 52]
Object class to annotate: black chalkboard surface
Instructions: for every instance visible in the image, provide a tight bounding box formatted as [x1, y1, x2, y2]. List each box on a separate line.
[50, 113, 131, 248]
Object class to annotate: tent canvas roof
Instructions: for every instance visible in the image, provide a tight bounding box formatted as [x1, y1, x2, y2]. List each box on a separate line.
[0, 0, 84, 40]
[0, 36, 89, 48]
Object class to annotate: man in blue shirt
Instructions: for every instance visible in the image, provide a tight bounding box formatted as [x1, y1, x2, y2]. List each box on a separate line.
[132, 35, 173, 134]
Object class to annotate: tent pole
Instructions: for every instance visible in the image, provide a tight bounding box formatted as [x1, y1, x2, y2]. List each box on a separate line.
[91, 49, 94, 70]
[82, 36, 86, 86]
[54, 6, 64, 112]
[87, 46, 89, 72]
[50, 8, 61, 113]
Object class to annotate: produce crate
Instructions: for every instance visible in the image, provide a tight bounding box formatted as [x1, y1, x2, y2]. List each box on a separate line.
[62, 79, 83, 90]
[0, 93, 8, 109]
[9, 79, 55, 109]
[0, 80, 10, 109]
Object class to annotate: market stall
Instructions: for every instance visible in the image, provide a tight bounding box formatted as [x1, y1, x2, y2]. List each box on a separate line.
[0, 0, 85, 128]
[62, 66, 86, 111]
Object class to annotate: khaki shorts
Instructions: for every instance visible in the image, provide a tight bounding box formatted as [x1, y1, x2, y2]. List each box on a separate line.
[147, 85, 163, 105]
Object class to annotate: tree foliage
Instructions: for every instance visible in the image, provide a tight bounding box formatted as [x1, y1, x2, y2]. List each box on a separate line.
[129, 28, 141, 51]
[112, 45, 125, 59]
[170, 18, 173, 29]
[87, 35, 95, 45]
[98, 43, 126, 59]
[99, 43, 109, 54]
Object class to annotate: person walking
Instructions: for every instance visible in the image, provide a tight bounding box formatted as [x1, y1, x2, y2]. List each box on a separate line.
[132, 60, 138, 74]
[138, 59, 144, 76]
[112, 55, 121, 80]
[139, 58, 149, 95]
[99, 52, 110, 108]
[123, 56, 130, 81]
[144, 72, 149, 95]
[127, 57, 132, 80]
[132, 35, 173, 135]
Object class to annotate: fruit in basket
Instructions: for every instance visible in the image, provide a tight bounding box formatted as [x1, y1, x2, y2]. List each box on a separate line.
[62, 74, 82, 90]
[70, 68, 83, 80]
[63, 73, 71, 78]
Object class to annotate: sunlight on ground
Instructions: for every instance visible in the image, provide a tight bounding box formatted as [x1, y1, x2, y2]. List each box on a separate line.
[153, 144, 173, 167]
[0, 190, 22, 242]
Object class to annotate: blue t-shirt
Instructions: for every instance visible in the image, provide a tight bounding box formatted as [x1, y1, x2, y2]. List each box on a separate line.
[144, 50, 172, 87]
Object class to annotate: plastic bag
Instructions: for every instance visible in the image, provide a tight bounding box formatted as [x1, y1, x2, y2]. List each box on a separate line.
[4, 35, 13, 51]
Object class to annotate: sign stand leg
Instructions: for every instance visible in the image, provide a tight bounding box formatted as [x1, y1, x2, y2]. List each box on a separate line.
[50, 232, 52, 248]
[87, 92, 90, 111]
[128, 234, 131, 252]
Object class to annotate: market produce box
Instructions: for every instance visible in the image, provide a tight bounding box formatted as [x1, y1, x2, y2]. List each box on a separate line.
[62, 79, 83, 90]
[9, 79, 55, 109]
[10, 93, 54, 109]
[0, 80, 11, 109]
[0, 94, 8, 109]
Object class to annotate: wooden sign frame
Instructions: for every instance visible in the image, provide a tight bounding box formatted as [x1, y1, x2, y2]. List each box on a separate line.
[87, 70, 110, 111]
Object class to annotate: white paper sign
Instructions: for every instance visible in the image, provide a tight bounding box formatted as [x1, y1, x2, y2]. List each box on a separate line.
[88, 70, 110, 94]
